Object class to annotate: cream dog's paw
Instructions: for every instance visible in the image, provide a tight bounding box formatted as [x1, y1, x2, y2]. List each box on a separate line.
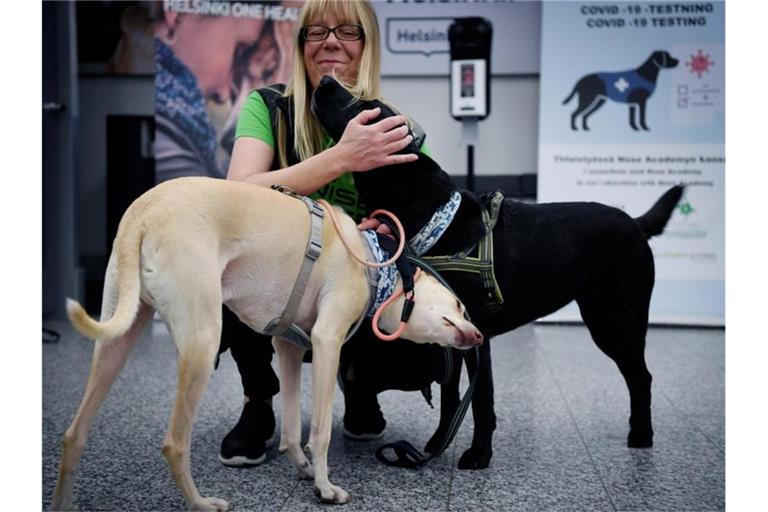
[296, 459, 314, 480]
[191, 496, 230, 511]
[314, 483, 351, 504]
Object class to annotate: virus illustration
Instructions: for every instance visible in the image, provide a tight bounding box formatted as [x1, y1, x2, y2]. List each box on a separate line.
[686, 49, 714, 78]
[677, 200, 695, 216]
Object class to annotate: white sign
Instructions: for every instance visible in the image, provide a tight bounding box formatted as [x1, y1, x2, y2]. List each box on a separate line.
[373, 1, 540, 76]
[537, 1, 725, 326]
[386, 17, 452, 56]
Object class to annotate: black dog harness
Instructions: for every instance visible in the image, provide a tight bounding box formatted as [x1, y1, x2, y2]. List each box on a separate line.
[420, 190, 505, 314]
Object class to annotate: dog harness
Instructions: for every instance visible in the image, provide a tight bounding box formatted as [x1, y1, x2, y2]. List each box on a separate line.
[262, 187, 377, 351]
[419, 190, 505, 313]
[264, 187, 416, 351]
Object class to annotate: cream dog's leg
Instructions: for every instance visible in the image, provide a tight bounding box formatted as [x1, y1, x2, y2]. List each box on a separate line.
[308, 300, 361, 505]
[160, 290, 227, 511]
[51, 294, 152, 510]
[273, 337, 312, 479]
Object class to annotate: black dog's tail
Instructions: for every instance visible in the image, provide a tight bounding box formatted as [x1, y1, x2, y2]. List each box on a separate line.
[634, 185, 685, 239]
[562, 87, 577, 105]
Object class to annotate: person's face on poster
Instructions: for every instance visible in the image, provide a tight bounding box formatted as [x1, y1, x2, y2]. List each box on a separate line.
[160, 13, 267, 102]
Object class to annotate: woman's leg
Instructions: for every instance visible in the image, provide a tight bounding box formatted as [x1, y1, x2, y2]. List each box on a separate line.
[218, 306, 279, 466]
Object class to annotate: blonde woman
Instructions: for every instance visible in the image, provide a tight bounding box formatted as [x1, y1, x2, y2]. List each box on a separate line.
[218, 0, 428, 467]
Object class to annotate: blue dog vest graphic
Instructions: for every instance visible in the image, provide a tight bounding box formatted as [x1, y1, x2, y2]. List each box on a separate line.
[596, 70, 655, 103]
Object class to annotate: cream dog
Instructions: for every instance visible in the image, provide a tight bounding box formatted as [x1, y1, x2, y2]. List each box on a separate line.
[51, 177, 482, 510]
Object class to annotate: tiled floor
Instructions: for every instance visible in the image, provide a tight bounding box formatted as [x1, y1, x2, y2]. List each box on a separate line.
[42, 319, 724, 511]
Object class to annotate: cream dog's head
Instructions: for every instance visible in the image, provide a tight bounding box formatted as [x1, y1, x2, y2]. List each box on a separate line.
[377, 273, 483, 349]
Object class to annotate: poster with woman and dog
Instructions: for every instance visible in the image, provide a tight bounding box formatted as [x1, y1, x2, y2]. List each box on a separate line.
[153, 1, 302, 183]
[538, 1, 724, 326]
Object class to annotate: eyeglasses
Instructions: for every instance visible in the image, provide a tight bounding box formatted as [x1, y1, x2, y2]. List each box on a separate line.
[300, 24, 364, 42]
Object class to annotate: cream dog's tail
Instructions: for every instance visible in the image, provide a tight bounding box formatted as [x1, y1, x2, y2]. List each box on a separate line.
[65, 211, 144, 341]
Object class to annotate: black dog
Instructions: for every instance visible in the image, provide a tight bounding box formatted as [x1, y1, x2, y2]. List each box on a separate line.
[313, 76, 684, 469]
[563, 50, 679, 131]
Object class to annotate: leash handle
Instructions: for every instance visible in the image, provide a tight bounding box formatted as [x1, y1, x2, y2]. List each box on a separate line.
[375, 441, 429, 468]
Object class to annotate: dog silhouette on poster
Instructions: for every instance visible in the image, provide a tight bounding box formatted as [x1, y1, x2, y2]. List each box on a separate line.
[563, 50, 679, 131]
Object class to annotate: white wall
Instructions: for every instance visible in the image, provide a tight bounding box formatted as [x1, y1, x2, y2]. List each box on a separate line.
[381, 76, 539, 177]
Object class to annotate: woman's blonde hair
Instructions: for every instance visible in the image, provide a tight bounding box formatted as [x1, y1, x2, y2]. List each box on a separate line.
[275, 0, 382, 167]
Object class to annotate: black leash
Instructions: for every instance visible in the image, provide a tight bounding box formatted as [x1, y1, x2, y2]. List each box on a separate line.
[370, 214, 480, 468]
[374, 346, 478, 468]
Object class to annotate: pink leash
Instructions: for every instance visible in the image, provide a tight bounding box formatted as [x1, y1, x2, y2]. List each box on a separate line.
[317, 200, 420, 341]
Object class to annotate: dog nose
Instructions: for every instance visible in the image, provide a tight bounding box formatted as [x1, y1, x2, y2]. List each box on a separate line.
[456, 327, 483, 347]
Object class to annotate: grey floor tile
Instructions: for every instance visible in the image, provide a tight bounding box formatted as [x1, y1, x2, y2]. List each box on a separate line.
[450, 327, 613, 512]
[43, 319, 724, 511]
[280, 386, 454, 511]
[533, 324, 724, 512]
[648, 329, 725, 452]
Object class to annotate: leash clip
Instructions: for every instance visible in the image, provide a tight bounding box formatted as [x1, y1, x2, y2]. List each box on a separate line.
[400, 297, 415, 323]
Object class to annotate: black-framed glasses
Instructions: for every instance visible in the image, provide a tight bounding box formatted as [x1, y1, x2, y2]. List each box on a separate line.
[300, 24, 364, 42]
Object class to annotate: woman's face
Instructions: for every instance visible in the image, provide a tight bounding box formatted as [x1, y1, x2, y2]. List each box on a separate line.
[302, 11, 364, 89]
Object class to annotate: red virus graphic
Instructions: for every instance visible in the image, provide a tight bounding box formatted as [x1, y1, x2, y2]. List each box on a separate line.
[686, 49, 714, 78]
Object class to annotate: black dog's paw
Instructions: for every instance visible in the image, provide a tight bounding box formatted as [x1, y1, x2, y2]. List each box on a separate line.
[457, 446, 492, 470]
[424, 428, 448, 455]
[627, 428, 654, 448]
[627, 417, 654, 448]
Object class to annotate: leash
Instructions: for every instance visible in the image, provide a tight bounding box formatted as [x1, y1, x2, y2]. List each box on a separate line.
[316, 200, 406, 269]
[315, 200, 482, 467]
[317, 199, 424, 342]
[374, 345, 479, 469]
[371, 268, 422, 341]
[367, 224, 481, 469]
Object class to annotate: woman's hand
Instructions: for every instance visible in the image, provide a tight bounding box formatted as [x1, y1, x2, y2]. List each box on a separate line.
[332, 108, 419, 172]
[357, 217, 393, 236]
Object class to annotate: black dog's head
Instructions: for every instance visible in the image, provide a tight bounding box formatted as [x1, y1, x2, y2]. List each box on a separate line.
[311, 75, 366, 142]
[311, 75, 424, 154]
[651, 50, 679, 69]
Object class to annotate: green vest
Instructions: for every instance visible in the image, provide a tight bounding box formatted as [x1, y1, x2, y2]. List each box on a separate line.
[258, 85, 367, 221]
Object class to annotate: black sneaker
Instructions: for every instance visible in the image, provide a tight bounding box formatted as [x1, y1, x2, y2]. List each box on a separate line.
[343, 420, 386, 441]
[219, 399, 276, 467]
[342, 403, 386, 441]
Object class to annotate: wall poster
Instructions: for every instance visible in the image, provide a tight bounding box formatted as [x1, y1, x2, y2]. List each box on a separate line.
[538, 2, 725, 325]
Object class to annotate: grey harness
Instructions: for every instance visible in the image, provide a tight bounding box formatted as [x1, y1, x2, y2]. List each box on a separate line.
[263, 186, 376, 350]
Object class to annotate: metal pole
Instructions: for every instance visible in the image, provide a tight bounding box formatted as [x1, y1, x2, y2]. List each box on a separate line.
[461, 118, 479, 192]
[467, 144, 475, 192]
